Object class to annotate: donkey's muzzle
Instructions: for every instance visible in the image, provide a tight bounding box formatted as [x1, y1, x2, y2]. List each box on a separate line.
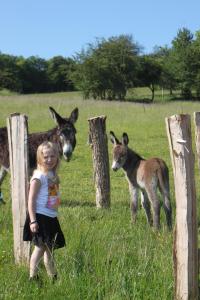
[63, 152, 72, 162]
[111, 161, 120, 171]
[63, 143, 73, 161]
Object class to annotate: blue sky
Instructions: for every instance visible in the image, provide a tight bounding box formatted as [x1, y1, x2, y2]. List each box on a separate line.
[1, 0, 200, 59]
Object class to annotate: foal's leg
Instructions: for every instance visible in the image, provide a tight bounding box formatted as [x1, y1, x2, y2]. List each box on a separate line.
[0, 166, 8, 185]
[129, 184, 138, 223]
[159, 187, 172, 230]
[163, 194, 172, 230]
[146, 184, 161, 230]
[141, 190, 152, 226]
[0, 167, 8, 204]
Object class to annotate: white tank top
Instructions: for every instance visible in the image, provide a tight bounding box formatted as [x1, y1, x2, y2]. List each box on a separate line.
[31, 170, 60, 218]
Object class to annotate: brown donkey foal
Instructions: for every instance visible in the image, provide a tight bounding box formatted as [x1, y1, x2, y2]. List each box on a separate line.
[110, 131, 172, 230]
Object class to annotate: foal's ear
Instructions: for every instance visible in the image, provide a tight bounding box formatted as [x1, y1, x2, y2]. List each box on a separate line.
[69, 107, 79, 124]
[122, 133, 129, 146]
[110, 131, 120, 145]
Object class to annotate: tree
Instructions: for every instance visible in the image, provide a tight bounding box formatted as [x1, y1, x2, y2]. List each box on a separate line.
[190, 30, 200, 98]
[0, 53, 22, 92]
[151, 46, 178, 95]
[72, 35, 141, 100]
[171, 28, 194, 99]
[47, 56, 75, 92]
[18, 56, 49, 93]
[137, 56, 162, 102]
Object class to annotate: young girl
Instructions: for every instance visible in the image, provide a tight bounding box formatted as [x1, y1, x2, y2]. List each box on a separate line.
[23, 141, 65, 280]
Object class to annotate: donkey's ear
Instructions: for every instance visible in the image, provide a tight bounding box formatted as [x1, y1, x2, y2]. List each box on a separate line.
[122, 133, 129, 146]
[49, 107, 65, 126]
[110, 131, 120, 144]
[69, 107, 79, 124]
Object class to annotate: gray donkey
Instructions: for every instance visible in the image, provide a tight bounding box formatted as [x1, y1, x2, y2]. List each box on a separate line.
[0, 106, 79, 204]
[110, 131, 172, 230]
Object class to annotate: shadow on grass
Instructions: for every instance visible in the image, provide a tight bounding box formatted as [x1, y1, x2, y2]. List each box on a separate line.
[127, 98, 154, 103]
[126, 96, 200, 103]
[167, 95, 200, 102]
[61, 199, 96, 208]
[113, 95, 200, 103]
[120, 97, 153, 104]
[90, 96, 154, 103]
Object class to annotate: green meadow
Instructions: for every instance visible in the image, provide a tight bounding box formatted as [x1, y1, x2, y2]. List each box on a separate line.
[0, 91, 200, 299]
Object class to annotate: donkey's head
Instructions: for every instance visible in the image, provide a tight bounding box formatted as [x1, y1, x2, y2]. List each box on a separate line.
[110, 131, 129, 171]
[49, 107, 79, 161]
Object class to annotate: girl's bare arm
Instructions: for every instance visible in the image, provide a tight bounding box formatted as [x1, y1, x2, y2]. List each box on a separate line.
[28, 179, 41, 232]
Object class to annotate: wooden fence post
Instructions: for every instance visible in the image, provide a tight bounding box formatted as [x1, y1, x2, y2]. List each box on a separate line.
[165, 114, 198, 300]
[7, 113, 30, 265]
[194, 112, 200, 275]
[194, 112, 200, 170]
[88, 116, 110, 208]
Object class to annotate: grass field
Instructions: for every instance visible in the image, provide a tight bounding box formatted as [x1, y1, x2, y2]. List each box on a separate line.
[0, 91, 200, 299]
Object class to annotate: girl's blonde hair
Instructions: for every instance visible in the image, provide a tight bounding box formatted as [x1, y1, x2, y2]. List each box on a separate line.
[36, 141, 60, 172]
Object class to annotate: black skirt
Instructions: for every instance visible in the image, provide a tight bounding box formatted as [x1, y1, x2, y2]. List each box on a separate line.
[23, 213, 65, 250]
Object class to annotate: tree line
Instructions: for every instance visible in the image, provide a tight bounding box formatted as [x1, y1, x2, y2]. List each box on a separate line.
[0, 27, 200, 101]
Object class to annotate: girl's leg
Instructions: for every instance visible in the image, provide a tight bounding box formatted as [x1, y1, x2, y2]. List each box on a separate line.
[43, 246, 57, 278]
[29, 245, 45, 278]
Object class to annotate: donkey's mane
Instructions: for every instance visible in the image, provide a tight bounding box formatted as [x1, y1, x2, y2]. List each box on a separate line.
[123, 148, 144, 171]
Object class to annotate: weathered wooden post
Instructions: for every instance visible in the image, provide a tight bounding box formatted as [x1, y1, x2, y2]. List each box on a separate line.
[194, 112, 200, 170]
[194, 112, 200, 274]
[165, 114, 198, 300]
[88, 116, 110, 208]
[7, 113, 30, 264]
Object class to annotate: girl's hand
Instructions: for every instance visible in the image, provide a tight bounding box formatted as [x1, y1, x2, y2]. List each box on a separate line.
[30, 222, 39, 233]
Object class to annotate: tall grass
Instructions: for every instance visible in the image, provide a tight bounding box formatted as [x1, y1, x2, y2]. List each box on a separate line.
[0, 92, 200, 299]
